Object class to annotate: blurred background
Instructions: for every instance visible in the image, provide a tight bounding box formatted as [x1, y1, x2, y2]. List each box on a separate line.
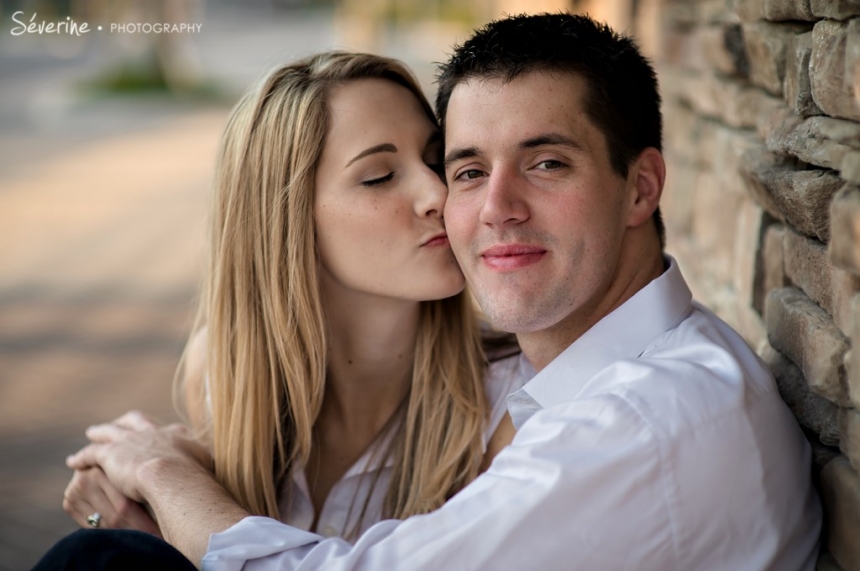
[0, 0, 636, 567]
[3, 0, 859, 569]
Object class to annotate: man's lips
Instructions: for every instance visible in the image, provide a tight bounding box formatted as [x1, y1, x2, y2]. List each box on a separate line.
[480, 244, 547, 271]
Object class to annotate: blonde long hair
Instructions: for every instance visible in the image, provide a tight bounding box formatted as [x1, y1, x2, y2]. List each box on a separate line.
[179, 52, 489, 525]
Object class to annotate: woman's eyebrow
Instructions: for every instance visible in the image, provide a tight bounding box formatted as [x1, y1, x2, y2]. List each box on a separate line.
[345, 143, 397, 168]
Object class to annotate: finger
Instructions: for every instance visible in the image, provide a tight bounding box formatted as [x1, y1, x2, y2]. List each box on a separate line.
[64, 494, 99, 530]
[121, 501, 161, 537]
[63, 471, 108, 530]
[99, 471, 162, 536]
[63, 469, 158, 535]
[66, 443, 103, 470]
[114, 410, 157, 431]
[116, 498, 162, 537]
[85, 423, 127, 443]
[165, 423, 196, 444]
[83, 468, 127, 529]
[62, 475, 93, 528]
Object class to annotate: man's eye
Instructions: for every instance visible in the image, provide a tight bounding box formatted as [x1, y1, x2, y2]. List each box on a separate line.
[456, 169, 484, 181]
[537, 160, 564, 170]
[361, 172, 394, 187]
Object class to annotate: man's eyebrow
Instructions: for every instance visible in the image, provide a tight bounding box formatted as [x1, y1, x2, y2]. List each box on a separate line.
[444, 147, 479, 169]
[444, 133, 585, 169]
[521, 133, 585, 151]
[345, 143, 397, 168]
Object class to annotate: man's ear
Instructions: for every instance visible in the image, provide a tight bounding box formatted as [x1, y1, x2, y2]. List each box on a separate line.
[625, 147, 665, 228]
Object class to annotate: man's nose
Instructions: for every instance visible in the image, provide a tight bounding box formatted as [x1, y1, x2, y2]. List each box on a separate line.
[479, 167, 529, 227]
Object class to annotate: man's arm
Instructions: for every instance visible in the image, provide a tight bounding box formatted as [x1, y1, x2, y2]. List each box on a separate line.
[202, 393, 676, 571]
[139, 456, 249, 566]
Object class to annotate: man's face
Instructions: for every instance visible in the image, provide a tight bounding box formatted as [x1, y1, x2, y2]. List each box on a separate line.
[443, 71, 632, 334]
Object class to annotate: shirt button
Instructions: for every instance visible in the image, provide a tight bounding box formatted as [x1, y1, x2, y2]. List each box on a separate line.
[321, 525, 338, 537]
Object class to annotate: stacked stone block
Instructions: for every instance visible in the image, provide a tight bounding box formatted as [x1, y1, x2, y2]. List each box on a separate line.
[648, 0, 860, 568]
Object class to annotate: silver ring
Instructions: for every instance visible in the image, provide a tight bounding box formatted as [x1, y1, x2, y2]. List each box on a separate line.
[86, 512, 102, 528]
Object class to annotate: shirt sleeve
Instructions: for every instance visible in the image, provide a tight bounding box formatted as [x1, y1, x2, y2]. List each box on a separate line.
[202, 393, 679, 571]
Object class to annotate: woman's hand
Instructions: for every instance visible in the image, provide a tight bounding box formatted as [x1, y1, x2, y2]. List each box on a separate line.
[66, 411, 212, 507]
[63, 466, 162, 536]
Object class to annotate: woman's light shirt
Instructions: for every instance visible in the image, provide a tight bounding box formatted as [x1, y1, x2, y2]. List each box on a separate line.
[281, 353, 526, 540]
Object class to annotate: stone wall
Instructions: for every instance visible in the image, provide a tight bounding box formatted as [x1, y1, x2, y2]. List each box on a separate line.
[649, 0, 860, 568]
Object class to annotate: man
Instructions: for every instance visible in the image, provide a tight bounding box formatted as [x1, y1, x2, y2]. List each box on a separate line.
[54, 13, 821, 570]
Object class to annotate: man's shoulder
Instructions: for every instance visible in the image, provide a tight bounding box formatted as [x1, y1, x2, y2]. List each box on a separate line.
[518, 303, 819, 570]
[568, 302, 783, 435]
[643, 300, 773, 392]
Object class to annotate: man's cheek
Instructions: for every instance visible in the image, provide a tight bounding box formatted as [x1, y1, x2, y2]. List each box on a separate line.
[443, 219, 469, 261]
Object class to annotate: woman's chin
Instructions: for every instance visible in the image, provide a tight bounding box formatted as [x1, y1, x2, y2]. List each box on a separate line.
[413, 274, 466, 302]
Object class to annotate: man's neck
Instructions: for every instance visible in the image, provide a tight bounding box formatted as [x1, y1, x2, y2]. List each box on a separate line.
[518, 247, 666, 372]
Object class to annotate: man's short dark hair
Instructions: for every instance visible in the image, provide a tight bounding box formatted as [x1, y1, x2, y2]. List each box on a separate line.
[436, 12, 665, 247]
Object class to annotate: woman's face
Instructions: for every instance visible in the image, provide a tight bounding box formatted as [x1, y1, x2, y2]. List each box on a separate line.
[314, 78, 464, 303]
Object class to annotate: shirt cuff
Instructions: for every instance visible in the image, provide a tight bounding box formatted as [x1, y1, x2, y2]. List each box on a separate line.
[202, 516, 324, 571]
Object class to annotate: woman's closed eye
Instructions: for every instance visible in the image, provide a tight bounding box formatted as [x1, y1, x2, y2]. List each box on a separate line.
[361, 172, 395, 187]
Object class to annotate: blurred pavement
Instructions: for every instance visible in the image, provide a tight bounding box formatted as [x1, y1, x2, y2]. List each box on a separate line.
[0, 4, 428, 568]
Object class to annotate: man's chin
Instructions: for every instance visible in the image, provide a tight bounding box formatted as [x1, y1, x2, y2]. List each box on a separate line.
[478, 304, 553, 334]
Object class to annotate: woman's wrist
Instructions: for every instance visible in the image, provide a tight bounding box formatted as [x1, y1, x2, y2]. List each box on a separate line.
[138, 454, 202, 496]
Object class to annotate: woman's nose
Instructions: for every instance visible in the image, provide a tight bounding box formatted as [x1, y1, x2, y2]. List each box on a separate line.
[415, 165, 448, 219]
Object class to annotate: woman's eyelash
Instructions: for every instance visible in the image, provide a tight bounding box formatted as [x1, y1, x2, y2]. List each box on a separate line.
[362, 172, 394, 187]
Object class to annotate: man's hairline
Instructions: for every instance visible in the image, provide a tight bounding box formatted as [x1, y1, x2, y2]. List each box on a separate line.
[439, 66, 592, 121]
[439, 67, 624, 176]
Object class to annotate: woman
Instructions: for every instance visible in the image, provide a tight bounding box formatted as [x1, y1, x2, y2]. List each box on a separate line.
[61, 51, 523, 543]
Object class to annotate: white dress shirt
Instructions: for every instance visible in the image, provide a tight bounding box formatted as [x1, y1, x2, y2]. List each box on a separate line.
[204, 258, 822, 571]
[280, 353, 526, 540]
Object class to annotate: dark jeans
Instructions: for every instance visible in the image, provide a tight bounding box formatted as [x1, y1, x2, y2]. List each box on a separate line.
[31, 529, 197, 571]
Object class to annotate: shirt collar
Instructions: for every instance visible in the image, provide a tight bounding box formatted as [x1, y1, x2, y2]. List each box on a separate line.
[290, 424, 397, 493]
[517, 256, 692, 411]
[343, 429, 397, 478]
